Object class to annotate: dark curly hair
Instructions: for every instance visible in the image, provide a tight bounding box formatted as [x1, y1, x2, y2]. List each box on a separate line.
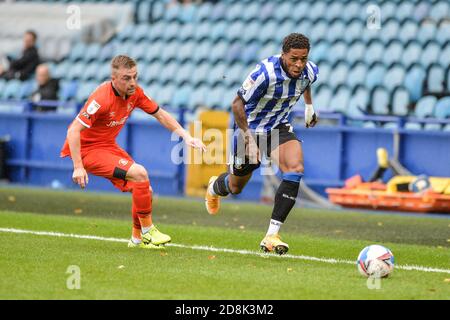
[282, 33, 310, 53]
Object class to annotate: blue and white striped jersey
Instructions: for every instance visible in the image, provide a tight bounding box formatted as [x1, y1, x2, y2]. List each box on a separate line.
[237, 55, 318, 133]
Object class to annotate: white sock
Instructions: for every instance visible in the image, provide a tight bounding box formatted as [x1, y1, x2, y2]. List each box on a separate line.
[208, 183, 217, 196]
[131, 237, 141, 244]
[141, 224, 153, 235]
[266, 219, 283, 236]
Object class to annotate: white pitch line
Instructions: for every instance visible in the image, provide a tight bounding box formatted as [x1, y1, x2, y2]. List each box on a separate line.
[1, 227, 449, 275]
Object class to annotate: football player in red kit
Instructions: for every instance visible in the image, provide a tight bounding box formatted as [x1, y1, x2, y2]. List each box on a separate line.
[61, 55, 206, 249]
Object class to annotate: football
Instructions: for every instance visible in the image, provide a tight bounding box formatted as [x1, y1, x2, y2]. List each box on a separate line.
[357, 245, 395, 278]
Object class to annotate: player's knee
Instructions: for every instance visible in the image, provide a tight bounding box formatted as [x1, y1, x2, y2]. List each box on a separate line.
[229, 183, 244, 195]
[128, 164, 148, 182]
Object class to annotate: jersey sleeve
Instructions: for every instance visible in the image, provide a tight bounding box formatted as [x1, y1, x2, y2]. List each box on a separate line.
[237, 63, 269, 103]
[136, 87, 159, 114]
[305, 61, 319, 85]
[76, 90, 108, 128]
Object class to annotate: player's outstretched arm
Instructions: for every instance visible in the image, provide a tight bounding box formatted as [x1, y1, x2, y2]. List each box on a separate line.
[303, 87, 318, 128]
[151, 107, 206, 151]
[67, 120, 89, 189]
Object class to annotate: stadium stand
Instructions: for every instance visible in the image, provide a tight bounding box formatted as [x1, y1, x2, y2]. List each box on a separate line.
[0, 0, 449, 128]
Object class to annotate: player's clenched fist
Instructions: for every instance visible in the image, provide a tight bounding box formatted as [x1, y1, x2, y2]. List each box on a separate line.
[72, 167, 89, 189]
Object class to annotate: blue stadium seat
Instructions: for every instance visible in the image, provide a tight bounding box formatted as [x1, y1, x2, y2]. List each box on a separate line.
[316, 63, 331, 87]
[137, 1, 151, 23]
[404, 122, 422, 130]
[18, 80, 35, 100]
[328, 64, 349, 90]
[209, 21, 227, 42]
[398, 21, 418, 45]
[257, 42, 279, 61]
[207, 63, 227, 86]
[189, 87, 207, 109]
[314, 85, 332, 112]
[401, 42, 422, 68]
[159, 41, 178, 63]
[273, 2, 293, 22]
[144, 41, 164, 62]
[191, 63, 210, 86]
[396, 2, 415, 22]
[404, 65, 426, 102]
[413, 2, 430, 22]
[176, 42, 195, 63]
[380, 2, 396, 21]
[157, 84, 176, 106]
[380, 20, 400, 44]
[204, 86, 225, 109]
[132, 24, 151, 42]
[365, 64, 386, 90]
[383, 65, 405, 90]
[416, 22, 436, 45]
[209, 42, 228, 63]
[162, 22, 181, 42]
[364, 41, 384, 65]
[347, 63, 366, 90]
[159, 62, 178, 84]
[225, 21, 245, 42]
[325, 2, 344, 22]
[192, 40, 211, 63]
[436, 23, 450, 46]
[76, 81, 97, 103]
[171, 86, 192, 108]
[326, 21, 346, 43]
[68, 42, 87, 62]
[53, 61, 72, 80]
[444, 124, 450, 132]
[347, 87, 369, 117]
[241, 42, 260, 65]
[59, 80, 78, 101]
[392, 87, 410, 116]
[309, 41, 329, 63]
[225, 3, 243, 22]
[426, 64, 445, 93]
[274, 20, 295, 44]
[326, 41, 347, 63]
[66, 62, 86, 81]
[341, 2, 362, 22]
[414, 96, 437, 118]
[344, 20, 363, 44]
[419, 42, 441, 68]
[179, 3, 197, 23]
[258, 21, 278, 44]
[117, 24, 135, 42]
[309, 2, 327, 21]
[439, 44, 450, 69]
[345, 42, 365, 66]
[310, 22, 328, 43]
[196, 3, 212, 22]
[97, 63, 111, 82]
[242, 2, 260, 22]
[209, 2, 227, 22]
[163, 3, 181, 22]
[225, 42, 243, 63]
[178, 24, 195, 42]
[370, 86, 390, 115]
[429, 2, 450, 22]
[382, 41, 403, 66]
[329, 86, 351, 114]
[434, 97, 450, 119]
[80, 62, 98, 81]
[447, 68, 450, 92]
[175, 63, 194, 86]
[423, 123, 442, 131]
[98, 42, 116, 62]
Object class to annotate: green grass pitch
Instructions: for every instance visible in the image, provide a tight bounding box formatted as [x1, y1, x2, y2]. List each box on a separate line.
[0, 186, 449, 300]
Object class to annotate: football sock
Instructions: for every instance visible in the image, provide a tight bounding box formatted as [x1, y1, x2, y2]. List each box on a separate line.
[212, 173, 231, 196]
[271, 172, 302, 223]
[266, 219, 283, 236]
[132, 180, 153, 232]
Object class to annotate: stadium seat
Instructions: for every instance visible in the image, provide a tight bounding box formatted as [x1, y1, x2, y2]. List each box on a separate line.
[424, 123, 442, 131]
[426, 64, 445, 93]
[209, 42, 228, 63]
[325, 2, 344, 22]
[413, 2, 430, 22]
[347, 63, 366, 90]
[241, 42, 260, 65]
[326, 21, 346, 43]
[429, 2, 450, 22]
[396, 2, 415, 22]
[382, 41, 403, 66]
[436, 22, 450, 46]
[209, 21, 227, 43]
[328, 64, 349, 90]
[419, 42, 441, 69]
[329, 86, 351, 114]
[315, 85, 332, 112]
[257, 21, 278, 44]
[179, 3, 197, 23]
[191, 63, 210, 87]
[370, 86, 390, 115]
[327, 41, 347, 63]
[404, 122, 422, 130]
[310, 21, 328, 43]
[364, 41, 384, 65]
[347, 87, 369, 117]
[178, 24, 195, 42]
[401, 42, 422, 68]
[383, 65, 405, 91]
[391, 87, 410, 116]
[59, 80, 78, 101]
[175, 63, 194, 86]
[416, 22, 436, 45]
[365, 64, 386, 90]
[309, 41, 329, 63]
[345, 41, 365, 66]
[157, 84, 176, 106]
[380, 20, 400, 44]
[176, 42, 196, 63]
[209, 2, 227, 22]
[404, 65, 426, 102]
[171, 86, 192, 108]
[225, 3, 243, 22]
[196, 2, 212, 22]
[447, 68, 450, 92]
[434, 97, 450, 119]
[414, 96, 437, 118]
[204, 86, 225, 109]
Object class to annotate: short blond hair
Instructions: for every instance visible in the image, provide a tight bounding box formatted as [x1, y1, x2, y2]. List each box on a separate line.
[111, 55, 137, 73]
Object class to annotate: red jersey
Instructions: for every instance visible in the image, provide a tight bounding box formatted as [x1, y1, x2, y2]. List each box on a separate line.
[60, 81, 158, 157]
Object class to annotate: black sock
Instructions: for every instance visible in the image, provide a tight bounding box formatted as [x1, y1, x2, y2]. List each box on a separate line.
[213, 173, 231, 196]
[271, 179, 300, 223]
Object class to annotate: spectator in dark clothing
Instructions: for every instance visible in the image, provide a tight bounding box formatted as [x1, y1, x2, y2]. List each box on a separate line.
[30, 64, 59, 112]
[0, 30, 40, 81]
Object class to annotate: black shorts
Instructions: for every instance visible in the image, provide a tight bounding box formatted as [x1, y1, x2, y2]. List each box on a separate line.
[229, 123, 300, 177]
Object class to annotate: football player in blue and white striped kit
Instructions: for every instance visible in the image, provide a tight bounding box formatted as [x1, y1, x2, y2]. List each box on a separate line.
[205, 33, 319, 255]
